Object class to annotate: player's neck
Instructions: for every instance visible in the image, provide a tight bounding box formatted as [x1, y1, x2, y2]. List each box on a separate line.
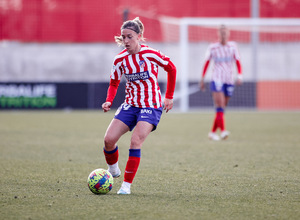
[129, 44, 141, 54]
[220, 40, 227, 45]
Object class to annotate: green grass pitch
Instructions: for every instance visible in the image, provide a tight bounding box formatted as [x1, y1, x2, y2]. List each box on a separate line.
[0, 110, 299, 220]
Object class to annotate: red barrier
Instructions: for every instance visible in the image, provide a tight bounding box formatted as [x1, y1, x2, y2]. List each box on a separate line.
[0, 0, 299, 42]
[257, 81, 300, 110]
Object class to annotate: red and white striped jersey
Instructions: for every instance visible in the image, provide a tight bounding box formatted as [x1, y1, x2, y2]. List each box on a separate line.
[110, 45, 172, 108]
[204, 41, 241, 84]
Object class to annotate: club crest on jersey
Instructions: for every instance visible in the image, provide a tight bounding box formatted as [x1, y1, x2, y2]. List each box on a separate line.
[139, 60, 145, 68]
[125, 71, 150, 82]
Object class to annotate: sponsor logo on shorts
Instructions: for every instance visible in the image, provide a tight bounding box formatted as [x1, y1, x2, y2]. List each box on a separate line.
[140, 109, 152, 114]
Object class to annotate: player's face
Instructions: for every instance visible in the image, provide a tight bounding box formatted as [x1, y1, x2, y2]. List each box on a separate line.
[218, 26, 230, 45]
[121, 29, 141, 54]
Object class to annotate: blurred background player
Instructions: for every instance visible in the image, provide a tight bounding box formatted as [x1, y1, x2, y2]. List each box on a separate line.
[101, 17, 176, 194]
[199, 25, 242, 141]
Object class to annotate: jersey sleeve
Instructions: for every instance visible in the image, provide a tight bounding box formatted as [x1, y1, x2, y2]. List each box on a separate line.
[232, 42, 241, 61]
[110, 57, 123, 80]
[201, 44, 213, 77]
[202, 60, 210, 77]
[146, 49, 171, 68]
[204, 44, 212, 61]
[106, 55, 123, 103]
[163, 60, 177, 99]
[146, 49, 177, 99]
[231, 42, 242, 74]
[153, 50, 177, 99]
[236, 60, 242, 75]
[106, 79, 120, 104]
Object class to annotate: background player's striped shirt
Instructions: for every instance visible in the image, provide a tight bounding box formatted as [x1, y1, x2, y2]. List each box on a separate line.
[110, 45, 174, 108]
[204, 41, 241, 84]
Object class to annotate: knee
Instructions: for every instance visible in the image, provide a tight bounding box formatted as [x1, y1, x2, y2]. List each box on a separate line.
[130, 135, 143, 149]
[104, 134, 116, 149]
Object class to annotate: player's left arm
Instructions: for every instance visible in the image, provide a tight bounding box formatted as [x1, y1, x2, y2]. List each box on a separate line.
[234, 43, 243, 85]
[163, 60, 177, 113]
[200, 60, 210, 91]
[235, 60, 242, 85]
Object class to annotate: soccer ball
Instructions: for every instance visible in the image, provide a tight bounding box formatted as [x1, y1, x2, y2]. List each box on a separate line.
[87, 168, 113, 194]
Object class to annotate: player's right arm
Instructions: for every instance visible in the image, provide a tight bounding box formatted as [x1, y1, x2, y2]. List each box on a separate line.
[200, 60, 210, 91]
[102, 102, 112, 112]
[102, 78, 120, 112]
[200, 45, 212, 91]
[102, 56, 123, 112]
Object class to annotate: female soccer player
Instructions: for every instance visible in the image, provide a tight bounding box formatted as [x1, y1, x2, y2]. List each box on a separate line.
[199, 25, 242, 141]
[101, 17, 176, 194]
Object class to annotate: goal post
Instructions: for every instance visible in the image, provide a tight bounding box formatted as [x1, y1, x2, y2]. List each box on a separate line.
[159, 17, 300, 112]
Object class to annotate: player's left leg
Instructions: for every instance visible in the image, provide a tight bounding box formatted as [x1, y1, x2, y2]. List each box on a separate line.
[208, 82, 226, 140]
[117, 121, 153, 194]
[220, 84, 234, 140]
[118, 108, 162, 194]
[209, 91, 226, 140]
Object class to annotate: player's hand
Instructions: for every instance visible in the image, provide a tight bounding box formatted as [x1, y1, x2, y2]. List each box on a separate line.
[199, 79, 206, 91]
[163, 98, 173, 113]
[102, 102, 112, 112]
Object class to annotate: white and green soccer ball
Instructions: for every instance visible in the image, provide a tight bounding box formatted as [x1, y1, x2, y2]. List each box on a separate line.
[87, 168, 113, 194]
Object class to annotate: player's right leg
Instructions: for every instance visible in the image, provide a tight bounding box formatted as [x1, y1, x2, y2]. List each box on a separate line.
[220, 130, 230, 140]
[103, 118, 130, 178]
[220, 95, 231, 140]
[219, 84, 234, 140]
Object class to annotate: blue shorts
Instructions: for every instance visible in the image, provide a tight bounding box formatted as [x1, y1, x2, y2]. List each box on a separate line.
[210, 81, 235, 97]
[114, 103, 163, 131]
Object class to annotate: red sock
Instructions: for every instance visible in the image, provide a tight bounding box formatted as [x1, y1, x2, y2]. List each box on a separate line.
[103, 146, 119, 165]
[212, 114, 218, 132]
[124, 149, 141, 184]
[217, 111, 225, 131]
[124, 156, 140, 183]
[212, 108, 225, 132]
